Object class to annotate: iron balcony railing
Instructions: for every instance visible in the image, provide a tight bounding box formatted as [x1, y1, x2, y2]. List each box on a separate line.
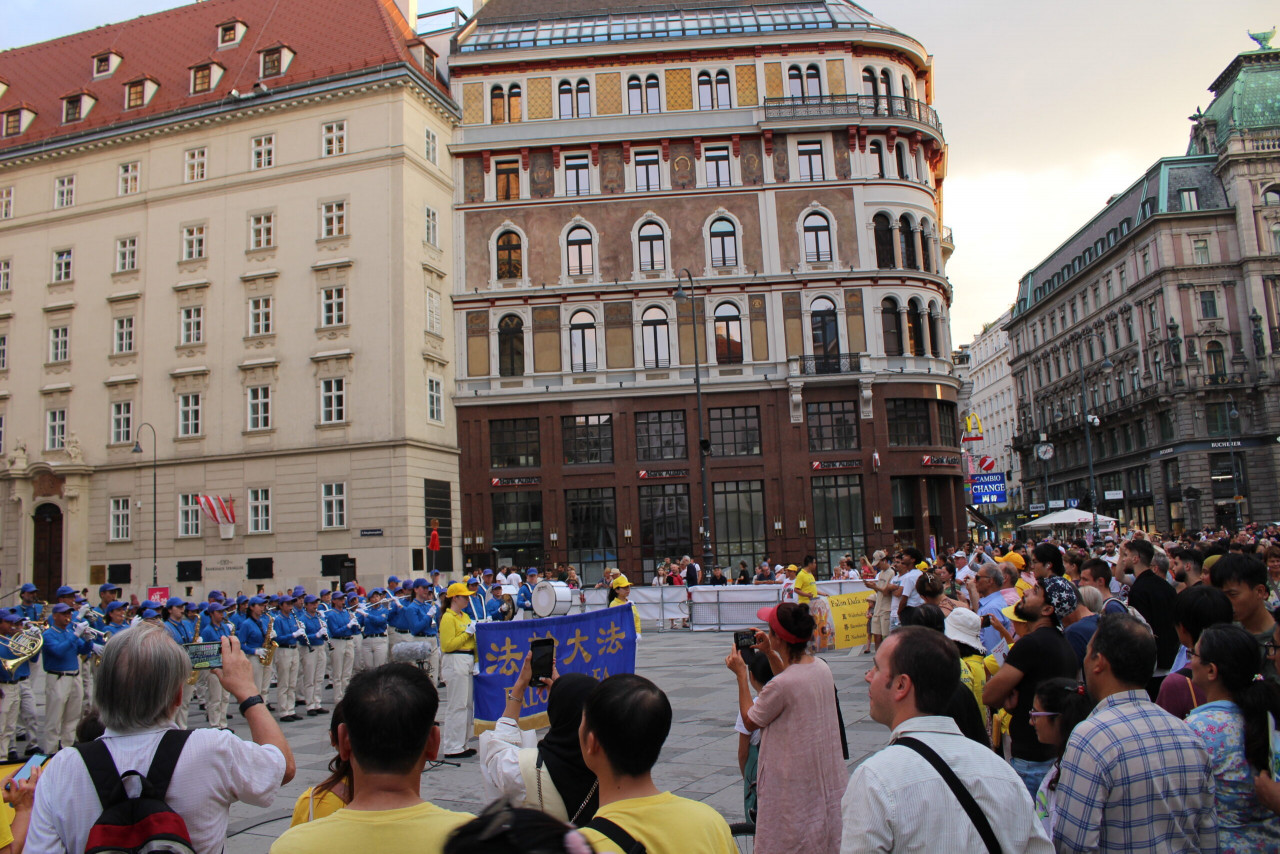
[763, 95, 942, 132]
[800, 353, 861, 375]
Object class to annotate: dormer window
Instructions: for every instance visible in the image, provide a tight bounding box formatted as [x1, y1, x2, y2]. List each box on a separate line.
[262, 49, 282, 78]
[192, 65, 212, 93]
[220, 24, 237, 44]
[63, 96, 82, 123]
[2, 111, 20, 138]
[92, 51, 121, 79]
[126, 81, 145, 109]
[217, 19, 246, 47]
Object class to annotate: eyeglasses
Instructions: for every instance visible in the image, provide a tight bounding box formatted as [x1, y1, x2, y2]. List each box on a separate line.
[1186, 650, 1201, 661]
[1028, 711, 1060, 718]
[1264, 641, 1279, 656]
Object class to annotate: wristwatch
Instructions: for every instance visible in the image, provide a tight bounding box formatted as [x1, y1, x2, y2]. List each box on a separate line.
[239, 694, 265, 715]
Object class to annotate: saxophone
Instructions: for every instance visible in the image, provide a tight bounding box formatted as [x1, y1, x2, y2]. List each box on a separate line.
[257, 613, 277, 667]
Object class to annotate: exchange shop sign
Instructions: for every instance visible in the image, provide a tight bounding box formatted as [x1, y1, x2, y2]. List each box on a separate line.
[970, 472, 1007, 505]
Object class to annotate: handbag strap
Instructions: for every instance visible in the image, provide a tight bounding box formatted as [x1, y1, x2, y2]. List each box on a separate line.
[894, 736, 1002, 854]
[587, 817, 646, 854]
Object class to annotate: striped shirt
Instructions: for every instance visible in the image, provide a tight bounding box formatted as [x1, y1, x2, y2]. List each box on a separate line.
[1053, 689, 1217, 854]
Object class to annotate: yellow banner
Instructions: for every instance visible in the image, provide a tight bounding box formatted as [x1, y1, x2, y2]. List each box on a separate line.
[826, 591, 874, 650]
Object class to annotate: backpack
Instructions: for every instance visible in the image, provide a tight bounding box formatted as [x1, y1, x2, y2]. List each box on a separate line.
[1103, 596, 1150, 628]
[75, 729, 196, 854]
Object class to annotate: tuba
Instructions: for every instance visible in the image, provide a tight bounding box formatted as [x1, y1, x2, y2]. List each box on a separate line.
[257, 614, 277, 667]
[1, 625, 44, 673]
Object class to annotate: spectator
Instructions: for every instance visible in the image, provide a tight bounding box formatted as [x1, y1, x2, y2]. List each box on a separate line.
[1028, 678, 1096, 839]
[944, 608, 991, 737]
[903, 603, 944, 632]
[735, 569, 752, 585]
[734, 648, 775, 822]
[727, 602, 843, 854]
[0, 761, 40, 854]
[28, 626, 295, 854]
[840, 627, 1052, 853]
[1060, 584, 1100, 674]
[577, 674, 734, 854]
[1121, 538, 1179, 697]
[973, 565, 1012, 653]
[1254, 609, 1280, 814]
[1052, 614, 1217, 854]
[1155, 585, 1234, 719]
[289, 702, 350, 826]
[271, 664, 472, 854]
[1029, 543, 1065, 579]
[998, 562, 1023, 606]
[1173, 547, 1206, 589]
[895, 549, 926, 625]
[443, 803, 590, 854]
[916, 572, 962, 618]
[867, 551, 898, 652]
[1079, 559, 1128, 615]
[1266, 546, 1280, 608]
[1211, 553, 1278, 660]
[1186, 623, 1280, 849]
[708, 567, 729, 587]
[1062, 549, 1086, 582]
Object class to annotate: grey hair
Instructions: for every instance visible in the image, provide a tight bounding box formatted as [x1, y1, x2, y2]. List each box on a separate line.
[1152, 552, 1171, 578]
[94, 623, 189, 732]
[1077, 584, 1104, 616]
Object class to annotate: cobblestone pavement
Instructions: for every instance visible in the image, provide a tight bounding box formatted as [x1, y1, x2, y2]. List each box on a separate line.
[221, 630, 881, 853]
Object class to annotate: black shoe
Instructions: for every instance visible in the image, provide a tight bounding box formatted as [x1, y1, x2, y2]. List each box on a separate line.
[439, 681, 446, 688]
[199, 704, 206, 711]
[444, 748, 477, 759]
[307, 709, 318, 717]
[295, 700, 305, 707]
[15, 734, 25, 743]
[281, 714, 300, 722]
[23, 746, 39, 756]
[266, 704, 276, 712]
[5, 752, 18, 763]
[315, 707, 329, 714]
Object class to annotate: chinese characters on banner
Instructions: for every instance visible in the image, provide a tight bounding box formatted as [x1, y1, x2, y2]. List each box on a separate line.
[825, 591, 874, 650]
[473, 604, 637, 734]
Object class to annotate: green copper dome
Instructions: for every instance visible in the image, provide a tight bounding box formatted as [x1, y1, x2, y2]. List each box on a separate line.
[1201, 49, 1280, 146]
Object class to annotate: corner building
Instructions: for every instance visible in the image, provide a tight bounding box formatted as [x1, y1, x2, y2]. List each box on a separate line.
[0, 0, 461, 595]
[450, 0, 962, 578]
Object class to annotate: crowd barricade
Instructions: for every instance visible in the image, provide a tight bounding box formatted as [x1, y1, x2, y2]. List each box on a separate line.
[575, 585, 687, 629]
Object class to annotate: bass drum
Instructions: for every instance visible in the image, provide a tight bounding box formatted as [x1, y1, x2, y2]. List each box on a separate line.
[532, 580, 573, 618]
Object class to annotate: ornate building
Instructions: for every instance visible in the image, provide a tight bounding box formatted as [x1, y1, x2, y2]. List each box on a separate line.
[964, 309, 1022, 538]
[1008, 40, 1280, 534]
[448, 0, 962, 578]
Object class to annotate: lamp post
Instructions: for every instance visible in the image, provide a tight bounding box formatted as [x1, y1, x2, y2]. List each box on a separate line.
[1077, 340, 1113, 544]
[676, 269, 715, 573]
[1226, 393, 1244, 531]
[132, 422, 158, 587]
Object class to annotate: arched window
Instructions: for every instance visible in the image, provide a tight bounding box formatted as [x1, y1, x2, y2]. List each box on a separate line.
[805, 64, 822, 98]
[1205, 341, 1226, 376]
[927, 301, 941, 357]
[508, 84, 521, 123]
[881, 297, 903, 356]
[810, 297, 839, 370]
[709, 218, 738, 267]
[558, 80, 573, 117]
[628, 76, 643, 114]
[642, 307, 670, 369]
[714, 302, 743, 364]
[490, 85, 506, 124]
[570, 310, 597, 372]
[697, 71, 713, 110]
[575, 79, 591, 117]
[1272, 222, 1280, 254]
[638, 222, 666, 271]
[895, 143, 910, 180]
[496, 230, 522, 279]
[715, 70, 731, 107]
[899, 214, 918, 270]
[873, 213, 894, 269]
[498, 314, 525, 377]
[880, 69, 894, 112]
[645, 75, 661, 112]
[566, 226, 593, 276]
[788, 65, 804, 98]
[901, 75, 912, 100]
[869, 141, 885, 178]
[862, 67, 879, 97]
[907, 298, 925, 356]
[1264, 185, 1280, 206]
[803, 213, 832, 263]
[920, 218, 933, 274]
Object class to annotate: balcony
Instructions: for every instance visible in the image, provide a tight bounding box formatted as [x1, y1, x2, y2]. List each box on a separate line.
[798, 353, 861, 375]
[763, 95, 942, 133]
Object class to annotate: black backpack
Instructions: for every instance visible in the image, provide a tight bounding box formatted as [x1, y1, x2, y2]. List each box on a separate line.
[75, 729, 196, 854]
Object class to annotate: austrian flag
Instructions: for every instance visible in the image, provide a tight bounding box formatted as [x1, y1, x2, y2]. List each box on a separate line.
[197, 495, 236, 526]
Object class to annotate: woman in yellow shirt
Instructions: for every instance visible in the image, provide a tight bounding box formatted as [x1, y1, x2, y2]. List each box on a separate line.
[609, 576, 642, 637]
[289, 702, 351, 826]
[439, 582, 478, 759]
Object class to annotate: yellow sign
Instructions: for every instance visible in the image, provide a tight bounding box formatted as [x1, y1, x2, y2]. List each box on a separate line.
[826, 591, 874, 650]
[964, 412, 984, 437]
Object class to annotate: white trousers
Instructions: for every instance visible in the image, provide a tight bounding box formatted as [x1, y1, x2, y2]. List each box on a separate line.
[441, 653, 474, 755]
[273, 647, 299, 717]
[202, 672, 228, 729]
[42, 672, 81, 753]
[250, 658, 271, 699]
[301, 646, 327, 709]
[16, 679, 37, 743]
[363, 636, 388, 671]
[80, 659, 94, 713]
[351, 636, 364, 672]
[0, 682, 21, 756]
[330, 638, 356, 700]
[172, 682, 194, 730]
[423, 637, 442, 684]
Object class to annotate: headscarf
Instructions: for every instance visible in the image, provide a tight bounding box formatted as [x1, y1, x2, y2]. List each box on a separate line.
[536, 673, 599, 823]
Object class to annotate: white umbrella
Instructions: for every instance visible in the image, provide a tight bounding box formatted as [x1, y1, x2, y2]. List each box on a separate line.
[1019, 508, 1118, 529]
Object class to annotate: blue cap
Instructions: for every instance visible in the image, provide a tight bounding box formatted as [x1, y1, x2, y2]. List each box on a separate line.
[50, 603, 73, 614]
[412, 578, 430, 589]
[141, 608, 160, 619]
[195, 602, 207, 612]
[0, 609, 19, 623]
[292, 586, 306, 597]
[280, 593, 297, 602]
[98, 583, 120, 594]
[344, 583, 357, 591]
[209, 590, 225, 599]
[19, 584, 37, 594]
[105, 602, 126, 614]
[430, 569, 440, 575]
[75, 596, 87, 605]
[319, 589, 332, 596]
[388, 576, 400, 584]
[165, 597, 186, 610]
[206, 602, 226, 612]
[304, 594, 319, 604]
[248, 596, 266, 606]
[332, 592, 347, 601]
[236, 595, 249, 604]
[526, 568, 538, 576]
[482, 569, 494, 576]
[467, 577, 480, 585]
[140, 600, 159, 611]
[56, 586, 75, 597]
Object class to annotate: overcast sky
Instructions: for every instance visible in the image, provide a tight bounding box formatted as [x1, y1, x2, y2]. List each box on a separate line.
[5, 0, 1277, 345]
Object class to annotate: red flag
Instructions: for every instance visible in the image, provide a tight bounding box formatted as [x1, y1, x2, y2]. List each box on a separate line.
[428, 529, 440, 552]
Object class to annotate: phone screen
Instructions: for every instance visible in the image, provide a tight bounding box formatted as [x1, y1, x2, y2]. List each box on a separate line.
[184, 641, 223, 671]
[13, 754, 47, 782]
[530, 637, 555, 683]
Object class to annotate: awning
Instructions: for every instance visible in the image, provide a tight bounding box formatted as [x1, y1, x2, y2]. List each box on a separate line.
[966, 505, 998, 529]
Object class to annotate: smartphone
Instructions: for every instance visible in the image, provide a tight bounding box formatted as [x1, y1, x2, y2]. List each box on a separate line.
[12, 754, 47, 782]
[734, 629, 757, 651]
[183, 641, 223, 671]
[530, 637, 555, 684]
[981, 615, 992, 628]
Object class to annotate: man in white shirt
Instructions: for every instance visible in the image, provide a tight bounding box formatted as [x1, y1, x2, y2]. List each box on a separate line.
[952, 551, 976, 584]
[894, 548, 925, 625]
[27, 625, 296, 854]
[840, 627, 1052, 854]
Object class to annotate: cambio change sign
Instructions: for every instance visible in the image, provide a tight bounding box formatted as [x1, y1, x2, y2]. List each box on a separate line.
[970, 472, 1007, 505]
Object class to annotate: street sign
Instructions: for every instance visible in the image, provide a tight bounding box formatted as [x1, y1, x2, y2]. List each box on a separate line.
[978, 455, 996, 472]
[1029, 503, 1046, 512]
[970, 472, 1007, 505]
[1104, 490, 1124, 501]
[1049, 500, 1065, 509]
[1066, 498, 1080, 509]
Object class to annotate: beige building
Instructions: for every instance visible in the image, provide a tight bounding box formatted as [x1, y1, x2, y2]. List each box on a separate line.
[0, 0, 461, 597]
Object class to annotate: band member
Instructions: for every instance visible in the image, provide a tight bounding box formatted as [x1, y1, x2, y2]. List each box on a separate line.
[439, 582, 477, 759]
[230, 595, 250, 629]
[235, 596, 273, 699]
[0, 609, 33, 762]
[40, 603, 93, 753]
[464, 578, 485, 622]
[18, 585, 44, 623]
[324, 592, 358, 701]
[430, 569, 447, 599]
[90, 583, 120, 628]
[406, 579, 441, 684]
[298, 595, 329, 716]
[273, 595, 303, 723]
[516, 568, 538, 620]
[102, 601, 129, 636]
[199, 602, 234, 729]
[359, 589, 389, 672]
[158, 597, 197, 728]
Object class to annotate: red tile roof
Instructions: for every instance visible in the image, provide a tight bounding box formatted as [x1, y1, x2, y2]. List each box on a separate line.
[0, 0, 445, 152]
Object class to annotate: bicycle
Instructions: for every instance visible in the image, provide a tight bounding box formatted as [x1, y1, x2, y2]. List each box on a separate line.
[729, 821, 755, 854]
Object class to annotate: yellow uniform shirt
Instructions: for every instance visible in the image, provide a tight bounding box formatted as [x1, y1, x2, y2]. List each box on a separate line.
[439, 609, 476, 654]
[289, 786, 346, 827]
[0, 801, 14, 849]
[609, 598, 642, 636]
[271, 801, 473, 854]
[580, 792, 736, 854]
[794, 569, 818, 602]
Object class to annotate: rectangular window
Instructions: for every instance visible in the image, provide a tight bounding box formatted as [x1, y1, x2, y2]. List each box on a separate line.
[708, 406, 761, 456]
[1205, 402, 1230, 437]
[63, 97, 82, 123]
[562, 414, 613, 464]
[247, 385, 271, 430]
[806, 401, 859, 452]
[178, 392, 202, 436]
[492, 491, 543, 559]
[797, 141, 824, 181]
[126, 81, 145, 109]
[0, 186, 11, 219]
[113, 316, 134, 354]
[1192, 238, 1210, 265]
[2, 112, 20, 138]
[118, 162, 140, 196]
[635, 152, 660, 192]
[180, 306, 203, 344]
[178, 493, 201, 537]
[46, 409, 66, 450]
[249, 213, 274, 249]
[110, 498, 131, 541]
[184, 148, 207, 182]
[566, 488, 618, 579]
[321, 377, 346, 423]
[635, 410, 687, 462]
[48, 327, 69, 363]
[0, 334, 6, 369]
[705, 147, 730, 188]
[811, 475, 865, 573]
[565, 155, 590, 197]
[937, 401, 958, 447]
[490, 418, 540, 468]
[1199, 290, 1218, 319]
[191, 64, 212, 94]
[321, 287, 346, 326]
[713, 480, 766, 572]
[110, 401, 132, 444]
[321, 201, 346, 238]
[182, 225, 206, 260]
[886, 399, 931, 446]
[247, 487, 271, 533]
[261, 48, 282, 78]
[496, 162, 519, 201]
[321, 482, 347, 528]
[1158, 409, 1176, 442]
[322, 121, 346, 157]
[425, 207, 439, 247]
[0, 259, 8, 291]
[248, 296, 272, 336]
[53, 249, 73, 282]
[1180, 189, 1199, 211]
[638, 483, 691, 574]
[426, 290, 442, 336]
[424, 128, 438, 164]
[251, 134, 274, 170]
[427, 376, 444, 423]
[55, 175, 75, 208]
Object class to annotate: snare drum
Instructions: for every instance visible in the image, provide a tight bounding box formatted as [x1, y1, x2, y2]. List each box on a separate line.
[532, 580, 573, 618]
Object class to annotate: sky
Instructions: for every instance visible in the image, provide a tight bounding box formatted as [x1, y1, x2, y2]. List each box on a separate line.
[4, 0, 1277, 346]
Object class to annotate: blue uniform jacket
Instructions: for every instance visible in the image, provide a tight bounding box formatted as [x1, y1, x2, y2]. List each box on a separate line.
[19, 603, 44, 623]
[485, 596, 506, 621]
[298, 611, 327, 647]
[236, 614, 270, 655]
[273, 611, 303, 647]
[403, 599, 439, 637]
[361, 607, 388, 636]
[325, 608, 358, 639]
[103, 621, 129, 637]
[88, 606, 108, 629]
[0, 634, 31, 681]
[164, 618, 195, 646]
[41, 626, 91, 672]
[516, 583, 535, 612]
[200, 621, 234, 643]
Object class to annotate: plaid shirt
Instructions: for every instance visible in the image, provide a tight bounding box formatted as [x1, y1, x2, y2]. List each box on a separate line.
[1052, 689, 1217, 854]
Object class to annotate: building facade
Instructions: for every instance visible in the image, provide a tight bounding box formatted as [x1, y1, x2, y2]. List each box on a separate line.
[449, 0, 963, 579]
[0, 0, 462, 596]
[1008, 42, 1280, 534]
[965, 309, 1021, 537]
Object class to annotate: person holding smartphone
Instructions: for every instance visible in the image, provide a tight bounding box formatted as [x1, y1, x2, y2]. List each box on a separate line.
[0, 757, 42, 854]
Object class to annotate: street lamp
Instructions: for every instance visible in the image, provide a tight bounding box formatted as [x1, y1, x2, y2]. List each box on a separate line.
[675, 269, 715, 573]
[1226, 393, 1244, 530]
[1078, 341, 1113, 544]
[132, 422, 158, 587]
